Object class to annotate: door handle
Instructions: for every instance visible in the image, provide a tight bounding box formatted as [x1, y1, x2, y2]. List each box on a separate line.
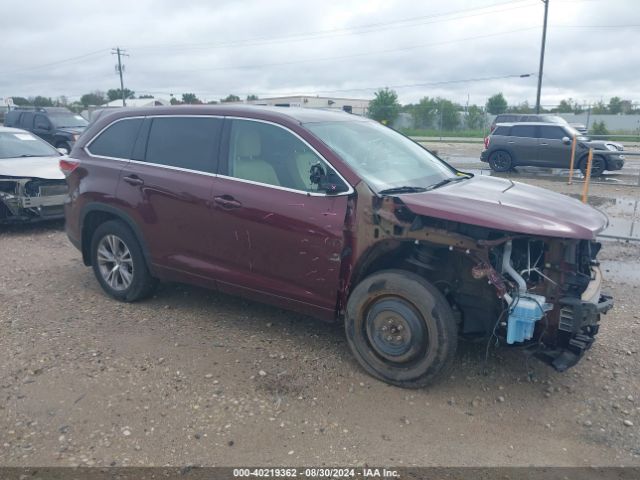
[123, 175, 144, 186]
[213, 195, 242, 209]
[540, 143, 548, 146]
[507, 141, 515, 144]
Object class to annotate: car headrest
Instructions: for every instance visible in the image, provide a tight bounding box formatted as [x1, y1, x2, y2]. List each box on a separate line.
[236, 128, 261, 158]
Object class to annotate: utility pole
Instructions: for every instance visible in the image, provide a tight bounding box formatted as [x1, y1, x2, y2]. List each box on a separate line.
[535, 0, 549, 114]
[111, 47, 129, 107]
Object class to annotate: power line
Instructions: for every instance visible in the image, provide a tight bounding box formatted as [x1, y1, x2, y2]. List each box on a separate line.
[131, 0, 538, 52]
[3, 49, 109, 75]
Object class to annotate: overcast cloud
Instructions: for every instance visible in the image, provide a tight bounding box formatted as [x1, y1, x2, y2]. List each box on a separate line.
[2, 0, 639, 106]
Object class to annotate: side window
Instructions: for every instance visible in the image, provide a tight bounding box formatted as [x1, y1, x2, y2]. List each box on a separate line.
[226, 119, 333, 192]
[21, 112, 34, 129]
[88, 118, 143, 159]
[493, 126, 509, 136]
[145, 117, 222, 173]
[539, 126, 566, 140]
[511, 125, 537, 138]
[34, 115, 50, 130]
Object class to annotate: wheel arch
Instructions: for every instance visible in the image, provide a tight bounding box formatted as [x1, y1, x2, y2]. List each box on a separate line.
[80, 203, 154, 273]
[489, 148, 517, 165]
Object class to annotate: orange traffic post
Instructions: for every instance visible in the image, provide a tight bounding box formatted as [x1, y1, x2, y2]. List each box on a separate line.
[581, 148, 594, 204]
[568, 134, 577, 184]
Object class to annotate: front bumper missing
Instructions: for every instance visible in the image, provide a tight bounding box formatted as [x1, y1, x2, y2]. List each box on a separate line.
[530, 293, 613, 372]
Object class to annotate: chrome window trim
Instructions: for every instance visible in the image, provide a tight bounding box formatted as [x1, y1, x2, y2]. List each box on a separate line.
[84, 113, 354, 196]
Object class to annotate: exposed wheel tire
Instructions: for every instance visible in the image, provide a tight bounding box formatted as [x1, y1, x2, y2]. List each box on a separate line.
[580, 155, 606, 177]
[488, 151, 513, 172]
[345, 270, 458, 388]
[90, 220, 157, 302]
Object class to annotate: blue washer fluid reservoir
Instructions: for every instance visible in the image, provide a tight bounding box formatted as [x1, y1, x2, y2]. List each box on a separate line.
[506, 293, 553, 344]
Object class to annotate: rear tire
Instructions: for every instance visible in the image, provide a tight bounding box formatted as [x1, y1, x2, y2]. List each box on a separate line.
[345, 270, 458, 388]
[580, 155, 606, 177]
[90, 220, 157, 302]
[488, 151, 513, 172]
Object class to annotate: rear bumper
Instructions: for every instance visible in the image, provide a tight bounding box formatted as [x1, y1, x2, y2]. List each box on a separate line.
[480, 150, 489, 162]
[532, 294, 613, 371]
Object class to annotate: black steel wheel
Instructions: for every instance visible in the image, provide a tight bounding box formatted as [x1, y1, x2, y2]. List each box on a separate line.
[488, 150, 513, 172]
[345, 270, 457, 388]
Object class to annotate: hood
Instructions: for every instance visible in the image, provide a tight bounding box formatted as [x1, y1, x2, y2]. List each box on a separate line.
[0, 156, 65, 180]
[397, 176, 608, 240]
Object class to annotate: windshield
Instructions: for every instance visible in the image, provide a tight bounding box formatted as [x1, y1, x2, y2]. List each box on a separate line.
[305, 120, 456, 192]
[48, 113, 88, 128]
[0, 131, 60, 159]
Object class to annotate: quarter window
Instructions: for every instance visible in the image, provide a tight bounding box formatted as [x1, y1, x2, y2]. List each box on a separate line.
[145, 117, 222, 173]
[511, 125, 537, 138]
[88, 118, 143, 159]
[226, 119, 331, 192]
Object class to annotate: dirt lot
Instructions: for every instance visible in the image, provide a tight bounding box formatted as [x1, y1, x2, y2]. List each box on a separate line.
[1, 152, 639, 467]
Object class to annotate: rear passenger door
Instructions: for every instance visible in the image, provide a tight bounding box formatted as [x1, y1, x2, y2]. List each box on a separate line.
[509, 125, 539, 166]
[116, 115, 223, 279]
[538, 125, 571, 167]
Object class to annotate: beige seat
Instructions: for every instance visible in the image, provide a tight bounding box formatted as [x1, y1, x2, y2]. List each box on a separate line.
[233, 128, 280, 186]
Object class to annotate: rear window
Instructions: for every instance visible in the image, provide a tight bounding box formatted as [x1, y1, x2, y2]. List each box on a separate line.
[88, 118, 143, 159]
[145, 117, 222, 173]
[511, 125, 537, 138]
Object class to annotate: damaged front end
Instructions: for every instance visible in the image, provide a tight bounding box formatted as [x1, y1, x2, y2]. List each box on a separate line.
[346, 181, 613, 373]
[0, 176, 67, 223]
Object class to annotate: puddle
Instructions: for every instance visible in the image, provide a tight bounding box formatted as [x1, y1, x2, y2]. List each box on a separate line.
[567, 194, 640, 240]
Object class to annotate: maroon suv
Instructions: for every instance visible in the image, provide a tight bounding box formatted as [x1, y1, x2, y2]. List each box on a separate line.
[63, 105, 613, 388]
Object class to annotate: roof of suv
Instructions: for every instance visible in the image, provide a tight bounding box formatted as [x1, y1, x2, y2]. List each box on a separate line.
[96, 105, 365, 125]
[493, 121, 570, 128]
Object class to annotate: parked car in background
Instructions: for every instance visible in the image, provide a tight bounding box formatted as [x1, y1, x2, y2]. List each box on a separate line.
[481, 122, 625, 176]
[0, 126, 68, 223]
[490, 113, 570, 132]
[63, 106, 612, 387]
[569, 122, 588, 134]
[4, 107, 88, 153]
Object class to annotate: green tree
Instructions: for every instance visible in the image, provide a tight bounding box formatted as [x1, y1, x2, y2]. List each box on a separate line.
[181, 93, 201, 104]
[556, 99, 573, 113]
[411, 97, 438, 128]
[246, 94, 259, 101]
[170, 97, 182, 105]
[107, 88, 135, 102]
[436, 98, 460, 130]
[368, 88, 400, 124]
[487, 92, 507, 115]
[591, 120, 609, 135]
[486, 93, 508, 115]
[11, 96, 31, 106]
[466, 104, 484, 130]
[31, 96, 54, 107]
[222, 94, 241, 103]
[80, 91, 106, 106]
[591, 100, 608, 114]
[608, 96, 622, 114]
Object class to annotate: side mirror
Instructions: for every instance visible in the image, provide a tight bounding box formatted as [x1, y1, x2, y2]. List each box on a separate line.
[562, 136, 571, 145]
[309, 163, 349, 194]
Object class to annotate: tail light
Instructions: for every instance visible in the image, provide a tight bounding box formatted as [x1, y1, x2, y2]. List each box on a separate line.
[484, 136, 490, 149]
[59, 159, 80, 176]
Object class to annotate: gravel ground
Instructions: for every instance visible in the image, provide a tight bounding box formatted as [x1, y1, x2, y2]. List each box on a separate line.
[1, 159, 639, 467]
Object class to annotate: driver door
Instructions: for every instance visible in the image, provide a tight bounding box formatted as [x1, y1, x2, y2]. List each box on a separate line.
[209, 118, 350, 318]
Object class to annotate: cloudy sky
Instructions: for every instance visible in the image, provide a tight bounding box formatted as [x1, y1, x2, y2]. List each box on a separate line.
[2, 0, 639, 107]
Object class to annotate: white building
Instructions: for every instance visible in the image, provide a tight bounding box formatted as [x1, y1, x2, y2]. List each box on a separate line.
[245, 96, 370, 116]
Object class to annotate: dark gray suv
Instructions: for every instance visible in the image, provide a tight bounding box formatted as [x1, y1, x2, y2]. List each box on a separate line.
[481, 122, 625, 176]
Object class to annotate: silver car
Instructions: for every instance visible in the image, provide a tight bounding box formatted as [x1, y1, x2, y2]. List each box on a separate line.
[0, 126, 68, 223]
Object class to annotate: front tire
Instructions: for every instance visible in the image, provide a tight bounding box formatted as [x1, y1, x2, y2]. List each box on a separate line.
[488, 150, 513, 172]
[580, 155, 606, 177]
[345, 270, 458, 388]
[90, 220, 157, 301]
